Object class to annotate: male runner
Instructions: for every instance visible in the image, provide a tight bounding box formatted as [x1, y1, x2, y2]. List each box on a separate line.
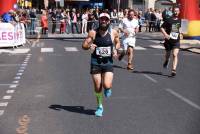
[160, 7, 182, 77]
[118, 9, 139, 70]
[82, 13, 120, 117]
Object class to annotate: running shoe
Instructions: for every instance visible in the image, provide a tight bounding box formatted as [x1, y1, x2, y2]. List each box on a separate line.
[118, 51, 125, 61]
[163, 60, 169, 68]
[127, 63, 134, 70]
[95, 106, 103, 117]
[104, 89, 112, 98]
[171, 70, 176, 77]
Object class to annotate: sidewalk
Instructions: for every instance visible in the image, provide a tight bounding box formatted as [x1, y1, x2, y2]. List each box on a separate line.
[26, 31, 200, 54]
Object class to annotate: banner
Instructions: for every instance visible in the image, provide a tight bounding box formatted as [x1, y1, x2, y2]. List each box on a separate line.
[0, 23, 26, 47]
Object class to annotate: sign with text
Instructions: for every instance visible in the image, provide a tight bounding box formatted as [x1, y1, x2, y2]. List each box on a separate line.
[0, 23, 25, 47]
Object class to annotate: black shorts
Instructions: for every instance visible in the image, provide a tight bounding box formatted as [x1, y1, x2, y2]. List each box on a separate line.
[90, 64, 113, 74]
[164, 39, 180, 51]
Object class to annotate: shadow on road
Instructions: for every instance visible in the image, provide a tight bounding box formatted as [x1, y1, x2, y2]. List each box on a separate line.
[113, 65, 126, 70]
[49, 105, 95, 115]
[133, 70, 171, 77]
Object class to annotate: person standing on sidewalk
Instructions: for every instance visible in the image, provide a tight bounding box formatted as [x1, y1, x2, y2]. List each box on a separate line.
[160, 6, 182, 77]
[118, 9, 139, 70]
[82, 13, 120, 117]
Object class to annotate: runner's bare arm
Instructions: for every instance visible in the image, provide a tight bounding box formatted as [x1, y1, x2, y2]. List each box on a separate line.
[160, 27, 170, 40]
[82, 30, 95, 50]
[113, 29, 120, 50]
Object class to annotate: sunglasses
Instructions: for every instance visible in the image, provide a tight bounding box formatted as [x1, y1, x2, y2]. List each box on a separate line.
[100, 17, 109, 21]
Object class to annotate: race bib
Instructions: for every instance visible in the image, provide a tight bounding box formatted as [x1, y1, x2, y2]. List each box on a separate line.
[96, 47, 111, 57]
[170, 32, 179, 40]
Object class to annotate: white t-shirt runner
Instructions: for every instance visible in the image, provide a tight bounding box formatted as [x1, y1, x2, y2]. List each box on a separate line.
[119, 18, 139, 49]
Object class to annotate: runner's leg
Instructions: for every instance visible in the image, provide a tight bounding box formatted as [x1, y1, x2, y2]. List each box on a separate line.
[172, 48, 179, 72]
[92, 74, 104, 116]
[102, 72, 113, 97]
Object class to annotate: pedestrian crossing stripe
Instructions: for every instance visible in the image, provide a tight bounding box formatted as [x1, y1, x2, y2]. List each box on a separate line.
[64, 47, 78, 51]
[41, 48, 54, 53]
[0, 48, 30, 54]
[149, 45, 165, 49]
[134, 46, 146, 50]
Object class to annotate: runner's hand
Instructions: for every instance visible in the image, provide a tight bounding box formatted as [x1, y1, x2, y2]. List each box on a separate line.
[164, 34, 170, 40]
[113, 49, 118, 59]
[89, 44, 97, 53]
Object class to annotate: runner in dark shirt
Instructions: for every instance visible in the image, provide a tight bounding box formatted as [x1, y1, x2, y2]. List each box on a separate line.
[82, 13, 120, 117]
[161, 7, 182, 77]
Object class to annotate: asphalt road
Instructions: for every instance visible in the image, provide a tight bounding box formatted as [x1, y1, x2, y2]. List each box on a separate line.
[0, 37, 200, 134]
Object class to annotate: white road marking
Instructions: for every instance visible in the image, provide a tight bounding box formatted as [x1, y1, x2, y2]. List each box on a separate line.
[20, 66, 26, 69]
[0, 84, 18, 86]
[150, 45, 165, 49]
[14, 76, 21, 80]
[21, 64, 27, 66]
[18, 70, 24, 72]
[12, 81, 19, 84]
[0, 48, 30, 54]
[0, 102, 8, 107]
[143, 74, 158, 83]
[41, 48, 54, 53]
[3, 96, 12, 100]
[16, 73, 23, 76]
[166, 88, 200, 111]
[9, 85, 18, 88]
[0, 110, 4, 116]
[134, 46, 146, 50]
[7, 90, 15, 94]
[0, 64, 21, 67]
[23, 62, 28, 64]
[64, 47, 78, 51]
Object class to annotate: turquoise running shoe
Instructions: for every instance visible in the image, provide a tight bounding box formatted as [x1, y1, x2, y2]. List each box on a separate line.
[104, 89, 112, 98]
[95, 106, 103, 117]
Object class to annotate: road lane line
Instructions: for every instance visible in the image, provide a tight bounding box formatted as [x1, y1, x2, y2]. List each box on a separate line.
[18, 70, 24, 73]
[121, 60, 158, 83]
[14, 76, 21, 80]
[9, 85, 18, 88]
[0, 102, 8, 107]
[3, 96, 12, 100]
[0, 64, 21, 67]
[165, 88, 200, 111]
[149, 45, 165, 49]
[20, 66, 26, 69]
[0, 110, 4, 116]
[12, 81, 19, 84]
[64, 47, 78, 51]
[16, 73, 23, 76]
[7, 90, 15, 94]
[41, 48, 54, 53]
[134, 46, 146, 50]
[0, 84, 18, 86]
[143, 74, 158, 83]
[21, 64, 28, 66]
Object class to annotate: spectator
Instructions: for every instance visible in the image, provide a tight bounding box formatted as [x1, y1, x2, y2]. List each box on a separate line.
[29, 8, 37, 35]
[41, 10, 48, 34]
[81, 10, 88, 34]
[51, 9, 57, 34]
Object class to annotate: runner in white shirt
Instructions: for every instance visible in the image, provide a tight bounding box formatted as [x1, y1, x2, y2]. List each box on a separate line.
[119, 9, 139, 70]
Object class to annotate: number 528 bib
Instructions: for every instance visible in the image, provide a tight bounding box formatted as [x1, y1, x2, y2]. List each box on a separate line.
[96, 47, 111, 57]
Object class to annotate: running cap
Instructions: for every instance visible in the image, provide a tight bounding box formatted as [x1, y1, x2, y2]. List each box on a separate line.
[99, 13, 110, 20]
